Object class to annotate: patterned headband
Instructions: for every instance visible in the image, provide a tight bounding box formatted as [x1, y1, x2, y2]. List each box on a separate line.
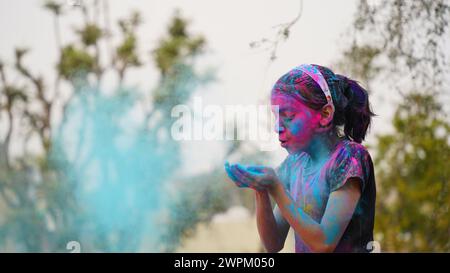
[295, 64, 334, 106]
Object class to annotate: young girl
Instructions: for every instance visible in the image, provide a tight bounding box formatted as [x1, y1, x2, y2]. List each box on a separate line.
[225, 64, 376, 253]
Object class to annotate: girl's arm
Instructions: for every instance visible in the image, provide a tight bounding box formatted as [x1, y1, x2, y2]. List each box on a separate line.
[269, 177, 361, 252]
[255, 190, 290, 253]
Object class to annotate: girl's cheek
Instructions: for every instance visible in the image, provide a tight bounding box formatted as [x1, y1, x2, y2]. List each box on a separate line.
[312, 112, 322, 126]
[289, 114, 317, 142]
[301, 112, 321, 133]
[289, 119, 303, 136]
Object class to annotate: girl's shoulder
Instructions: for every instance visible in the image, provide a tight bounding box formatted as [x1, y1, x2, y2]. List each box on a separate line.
[326, 139, 374, 192]
[332, 139, 372, 162]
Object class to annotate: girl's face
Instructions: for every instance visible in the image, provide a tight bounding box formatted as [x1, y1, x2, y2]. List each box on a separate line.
[271, 93, 322, 154]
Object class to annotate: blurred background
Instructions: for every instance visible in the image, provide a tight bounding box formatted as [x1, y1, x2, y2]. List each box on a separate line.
[0, 0, 449, 252]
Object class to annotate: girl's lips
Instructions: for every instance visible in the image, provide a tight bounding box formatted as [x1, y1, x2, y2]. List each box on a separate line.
[280, 140, 288, 147]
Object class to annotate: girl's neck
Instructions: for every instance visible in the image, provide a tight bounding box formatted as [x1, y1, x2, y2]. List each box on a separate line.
[304, 131, 341, 167]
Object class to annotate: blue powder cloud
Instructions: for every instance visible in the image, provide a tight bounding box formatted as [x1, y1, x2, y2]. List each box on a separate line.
[50, 87, 180, 252]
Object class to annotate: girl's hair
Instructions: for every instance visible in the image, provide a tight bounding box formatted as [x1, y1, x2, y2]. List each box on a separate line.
[272, 64, 375, 143]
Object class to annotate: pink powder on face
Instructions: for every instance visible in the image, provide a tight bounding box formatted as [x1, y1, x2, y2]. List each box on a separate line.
[271, 93, 322, 154]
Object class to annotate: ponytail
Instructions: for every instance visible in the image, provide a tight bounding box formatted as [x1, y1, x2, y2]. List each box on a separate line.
[335, 74, 375, 143]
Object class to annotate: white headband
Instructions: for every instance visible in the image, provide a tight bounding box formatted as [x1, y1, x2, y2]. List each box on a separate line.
[296, 64, 334, 106]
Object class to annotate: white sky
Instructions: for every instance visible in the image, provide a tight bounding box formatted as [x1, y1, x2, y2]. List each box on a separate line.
[0, 0, 398, 175]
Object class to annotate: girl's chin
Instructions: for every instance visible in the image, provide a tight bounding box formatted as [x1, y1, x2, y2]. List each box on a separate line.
[284, 145, 303, 155]
[280, 142, 292, 153]
[283, 145, 295, 154]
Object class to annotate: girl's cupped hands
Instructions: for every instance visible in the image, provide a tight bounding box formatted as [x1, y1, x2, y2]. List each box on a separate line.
[224, 162, 279, 192]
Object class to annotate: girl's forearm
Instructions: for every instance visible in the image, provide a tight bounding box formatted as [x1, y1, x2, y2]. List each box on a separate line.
[255, 191, 284, 252]
[268, 182, 331, 252]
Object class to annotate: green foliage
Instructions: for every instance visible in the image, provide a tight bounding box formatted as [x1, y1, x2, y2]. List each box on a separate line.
[118, 11, 142, 34]
[151, 14, 208, 112]
[348, 0, 450, 88]
[78, 24, 103, 46]
[336, 44, 381, 89]
[375, 93, 450, 251]
[43, 0, 62, 16]
[116, 35, 140, 66]
[153, 13, 205, 76]
[115, 11, 143, 81]
[3, 86, 28, 104]
[58, 45, 95, 81]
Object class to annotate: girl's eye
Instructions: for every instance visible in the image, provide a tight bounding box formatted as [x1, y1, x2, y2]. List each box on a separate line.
[285, 113, 295, 119]
[283, 116, 294, 122]
[279, 111, 295, 123]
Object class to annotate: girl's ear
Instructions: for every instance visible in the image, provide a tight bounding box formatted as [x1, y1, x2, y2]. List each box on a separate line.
[316, 104, 334, 133]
